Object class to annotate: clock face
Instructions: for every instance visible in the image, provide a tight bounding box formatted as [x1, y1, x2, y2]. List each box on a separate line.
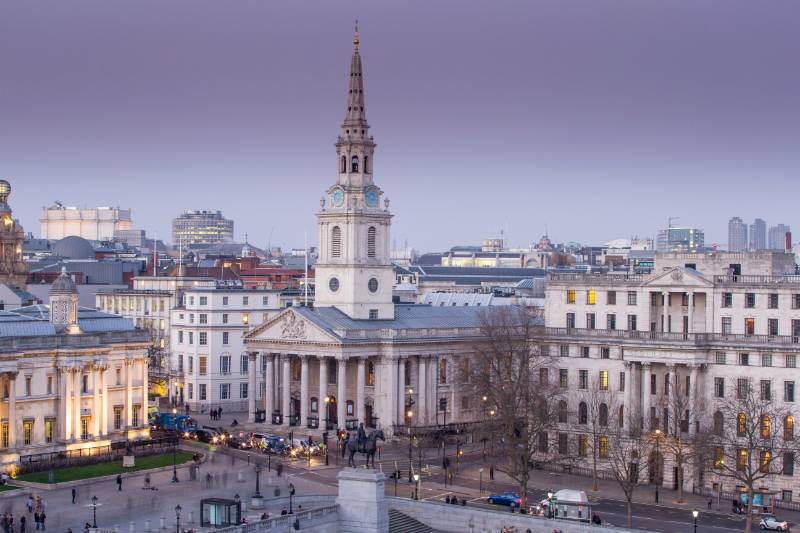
[331, 188, 344, 207]
[365, 189, 378, 208]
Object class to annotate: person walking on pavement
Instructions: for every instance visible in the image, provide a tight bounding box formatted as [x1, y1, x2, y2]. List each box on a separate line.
[19, 515, 25, 533]
[72, 486, 77, 504]
[116, 474, 122, 491]
[218, 406, 223, 419]
[39, 510, 45, 531]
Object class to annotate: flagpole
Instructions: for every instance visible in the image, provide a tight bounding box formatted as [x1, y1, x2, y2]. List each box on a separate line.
[304, 230, 309, 306]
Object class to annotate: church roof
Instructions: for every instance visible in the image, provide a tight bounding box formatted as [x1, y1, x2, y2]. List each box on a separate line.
[10, 305, 135, 333]
[0, 310, 57, 337]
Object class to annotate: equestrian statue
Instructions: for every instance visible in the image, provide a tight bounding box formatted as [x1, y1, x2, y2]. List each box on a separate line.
[342, 423, 385, 468]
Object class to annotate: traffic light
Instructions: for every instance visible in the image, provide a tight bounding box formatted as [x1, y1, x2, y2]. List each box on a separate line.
[322, 431, 329, 445]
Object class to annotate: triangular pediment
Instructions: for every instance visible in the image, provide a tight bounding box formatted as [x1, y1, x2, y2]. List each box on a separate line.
[245, 308, 340, 344]
[642, 267, 713, 288]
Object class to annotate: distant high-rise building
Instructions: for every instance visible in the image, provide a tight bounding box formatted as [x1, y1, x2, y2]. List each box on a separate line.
[656, 226, 704, 252]
[171, 210, 234, 245]
[40, 204, 133, 241]
[728, 217, 748, 252]
[749, 218, 767, 251]
[768, 223, 791, 251]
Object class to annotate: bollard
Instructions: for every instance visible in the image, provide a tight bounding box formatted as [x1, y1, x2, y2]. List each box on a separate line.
[129, 521, 135, 532]
[144, 519, 151, 531]
[160, 517, 165, 530]
[238, 471, 244, 482]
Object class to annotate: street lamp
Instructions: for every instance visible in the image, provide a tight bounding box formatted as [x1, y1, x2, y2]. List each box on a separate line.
[253, 464, 263, 499]
[174, 504, 182, 533]
[171, 434, 179, 483]
[289, 483, 296, 514]
[413, 473, 420, 500]
[233, 494, 240, 524]
[479, 468, 483, 494]
[653, 429, 662, 504]
[91, 495, 98, 528]
[692, 509, 699, 533]
[324, 396, 330, 430]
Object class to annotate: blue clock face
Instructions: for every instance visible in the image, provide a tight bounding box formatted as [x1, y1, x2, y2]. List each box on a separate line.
[365, 189, 378, 208]
[331, 188, 344, 207]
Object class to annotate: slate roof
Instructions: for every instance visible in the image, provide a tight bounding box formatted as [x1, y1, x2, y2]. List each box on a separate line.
[294, 304, 484, 333]
[10, 305, 135, 333]
[0, 310, 57, 337]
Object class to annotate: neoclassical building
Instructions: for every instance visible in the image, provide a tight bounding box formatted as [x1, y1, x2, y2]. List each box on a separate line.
[0, 269, 150, 470]
[244, 27, 486, 435]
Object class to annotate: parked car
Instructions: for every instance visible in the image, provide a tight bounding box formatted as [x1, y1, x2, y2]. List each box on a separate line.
[185, 428, 220, 444]
[760, 515, 790, 531]
[487, 492, 521, 507]
[227, 435, 250, 450]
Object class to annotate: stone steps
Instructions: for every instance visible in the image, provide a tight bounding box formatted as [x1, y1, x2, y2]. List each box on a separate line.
[388, 508, 436, 533]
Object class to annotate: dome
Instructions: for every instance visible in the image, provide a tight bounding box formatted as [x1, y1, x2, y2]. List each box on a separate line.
[53, 236, 95, 260]
[50, 266, 78, 294]
[0, 180, 10, 196]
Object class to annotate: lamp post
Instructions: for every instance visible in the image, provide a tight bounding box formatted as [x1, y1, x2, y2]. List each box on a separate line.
[456, 442, 463, 474]
[547, 490, 554, 518]
[413, 473, 420, 500]
[324, 396, 330, 430]
[233, 494, 240, 524]
[692, 509, 699, 533]
[479, 468, 483, 494]
[267, 446, 272, 471]
[653, 429, 662, 504]
[289, 483, 296, 514]
[91, 495, 98, 528]
[254, 463, 263, 498]
[174, 504, 182, 533]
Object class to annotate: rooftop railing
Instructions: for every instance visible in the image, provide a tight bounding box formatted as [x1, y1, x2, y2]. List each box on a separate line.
[542, 327, 800, 346]
[713, 274, 800, 286]
[546, 272, 644, 284]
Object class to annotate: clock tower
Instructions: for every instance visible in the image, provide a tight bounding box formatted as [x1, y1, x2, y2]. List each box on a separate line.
[314, 23, 395, 320]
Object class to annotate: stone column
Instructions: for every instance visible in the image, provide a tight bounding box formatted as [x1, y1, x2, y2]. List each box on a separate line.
[689, 364, 699, 435]
[319, 358, 328, 428]
[662, 291, 669, 332]
[93, 365, 101, 437]
[281, 355, 291, 427]
[101, 367, 109, 436]
[141, 357, 149, 421]
[667, 364, 677, 434]
[74, 369, 83, 440]
[623, 361, 632, 432]
[300, 356, 309, 428]
[687, 291, 694, 334]
[264, 354, 274, 420]
[7, 373, 16, 449]
[642, 363, 652, 431]
[357, 358, 366, 425]
[397, 358, 406, 423]
[417, 357, 427, 425]
[60, 368, 71, 440]
[248, 352, 257, 423]
[125, 360, 133, 428]
[337, 358, 347, 429]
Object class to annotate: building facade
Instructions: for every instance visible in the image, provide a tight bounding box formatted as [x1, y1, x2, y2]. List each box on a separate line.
[173, 286, 279, 411]
[728, 217, 748, 252]
[40, 205, 132, 241]
[171, 210, 234, 246]
[769, 224, 792, 251]
[657, 227, 704, 252]
[750, 218, 767, 251]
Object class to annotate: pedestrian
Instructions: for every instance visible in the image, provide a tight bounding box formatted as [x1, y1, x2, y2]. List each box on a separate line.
[72, 486, 77, 504]
[116, 474, 122, 491]
[708, 498, 712, 510]
[276, 463, 283, 477]
[489, 465, 494, 481]
[19, 515, 25, 533]
[39, 510, 45, 530]
[26, 495, 33, 513]
[280, 509, 287, 516]
[33, 511, 39, 530]
[218, 406, 223, 419]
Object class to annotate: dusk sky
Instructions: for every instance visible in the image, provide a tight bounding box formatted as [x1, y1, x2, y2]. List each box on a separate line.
[2, 1, 799, 252]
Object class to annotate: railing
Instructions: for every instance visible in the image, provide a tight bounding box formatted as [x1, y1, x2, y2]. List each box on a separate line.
[0, 329, 150, 351]
[211, 505, 339, 532]
[542, 327, 800, 346]
[713, 274, 800, 286]
[334, 327, 485, 341]
[547, 272, 645, 283]
[692, 486, 800, 513]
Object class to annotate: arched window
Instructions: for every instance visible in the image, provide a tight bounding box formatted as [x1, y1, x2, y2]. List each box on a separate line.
[761, 415, 772, 439]
[737, 413, 747, 436]
[439, 358, 447, 385]
[341, 155, 347, 173]
[599, 403, 609, 427]
[785, 415, 794, 441]
[558, 400, 568, 423]
[578, 402, 588, 424]
[351, 155, 359, 173]
[363, 155, 369, 173]
[331, 226, 342, 258]
[713, 411, 724, 436]
[367, 226, 376, 258]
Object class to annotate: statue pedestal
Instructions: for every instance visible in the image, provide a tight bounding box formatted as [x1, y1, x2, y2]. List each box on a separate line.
[336, 469, 388, 533]
[123, 455, 135, 468]
[250, 495, 264, 509]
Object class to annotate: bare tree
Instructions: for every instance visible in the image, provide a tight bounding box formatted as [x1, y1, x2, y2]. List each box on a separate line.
[579, 377, 619, 491]
[606, 414, 651, 528]
[469, 306, 561, 502]
[710, 378, 800, 533]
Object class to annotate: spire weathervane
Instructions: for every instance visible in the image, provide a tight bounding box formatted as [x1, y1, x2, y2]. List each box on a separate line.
[354, 19, 359, 48]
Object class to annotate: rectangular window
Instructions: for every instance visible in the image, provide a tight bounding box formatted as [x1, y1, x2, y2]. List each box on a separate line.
[627, 315, 637, 331]
[619, 372, 625, 392]
[23, 420, 32, 446]
[586, 313, 596, 329]
[715, 352, 727, 365]
[81, 418, 89, 440]
[25, 377, 31, 397]
[178, 330, 184, 344]
[606, 314, 616, 330]
[242, 312, 250, 325]
[116, 369, 121, 386]
[782, 490, 793, 502]
[650, 374, 657, 395]
[222, 314, 229, 324]
[607, 291, 616, 305]
[114, 407, 123, 430]
[199, 384, 207, 401]
[601, 347, 610, 359]
[739, 353, 749, 366]
[768, 319, 779, 336]
[539, 367, 549, 385]
[578, 435, 588, 457]
[761, 380, 772, 401]
[587, 289, 596, 305]
[199, 332, 207, 345]
[721, 317, 732, 334]
[222, 296, 229, 306]
[240, 354, 249, 374]
[627, 291, 637, 306]
[199, 314, 207, 324]
[188, 332, 194, 345]
[199, 296, 208, 306]
[769, 293, 779, 309]
[220, 383, 230, 400]
[793, 294, 800, 309]
[220, 355, 231, 375]
[132, 405, 140, 427]
[599, 436, 609, 459]
[243, 296, 249, 306]
[199, 356, 207, 376]
[788, 355, 797, 368]
[579, 370, 588, 389]
[262, 296, 269, 306]
[737, 378, 749, 399]
[566, 290, 576, 304]
[188, 356, 194, 374]
[558, 433, 568, 455]
[714, 378, 725, 398]
[581, 346, 590, 358]
[566, 313, 575, 329]
[722, 293, 732, 308]
[745, 293, 756, 308]
[784, 381, 795, 402]
[599, 370, 609, 391]
[188, 383, 193, 400]
[44, 418, 54, 443]
[189, 314, 194, 324]
[744, 318, 755, 335]
[559, 345, 569, 357]
[222, 332, 229, 345]
[559, 369, 568, 388]
[762, 353, 773, 367]
[369, 309, 378, 320]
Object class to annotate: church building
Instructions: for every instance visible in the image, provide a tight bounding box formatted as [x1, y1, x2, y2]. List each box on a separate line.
[244, 26, 485, 436]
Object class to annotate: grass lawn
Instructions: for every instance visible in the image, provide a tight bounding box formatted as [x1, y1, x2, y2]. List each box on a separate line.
[17, 452, 195, 484]
[0, 484, 17, 492]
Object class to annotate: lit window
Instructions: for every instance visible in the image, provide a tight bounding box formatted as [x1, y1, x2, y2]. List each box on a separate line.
[566, 290, 576, 304]
[587, 289, 596, 305]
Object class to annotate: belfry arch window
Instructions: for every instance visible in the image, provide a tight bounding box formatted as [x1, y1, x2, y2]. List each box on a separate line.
[367, 226, 377, 258]
[331, 226, 342, 258]
[340, 156, 347, 173]
[363, 156, 369, 173]
[351, 155, 359, 173]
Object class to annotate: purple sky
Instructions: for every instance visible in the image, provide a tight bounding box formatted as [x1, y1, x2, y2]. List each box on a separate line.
[2, 1, 799, 252]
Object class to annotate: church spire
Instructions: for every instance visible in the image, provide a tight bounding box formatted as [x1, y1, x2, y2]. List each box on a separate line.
[343, 19, 368, 131]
